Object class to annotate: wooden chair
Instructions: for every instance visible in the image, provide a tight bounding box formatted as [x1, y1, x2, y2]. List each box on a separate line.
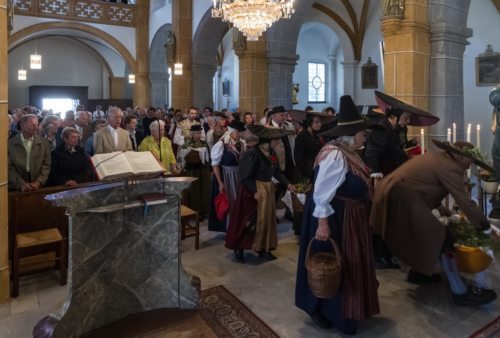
[9, 187, 69, 297]
[180, 205, 199, 250]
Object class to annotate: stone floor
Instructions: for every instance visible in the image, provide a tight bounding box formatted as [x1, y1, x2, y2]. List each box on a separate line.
[0, 217, 499, 338]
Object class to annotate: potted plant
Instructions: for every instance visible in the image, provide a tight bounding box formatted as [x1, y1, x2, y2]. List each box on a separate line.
[479, 169, 499, 194]
[448, 216, 493, 273]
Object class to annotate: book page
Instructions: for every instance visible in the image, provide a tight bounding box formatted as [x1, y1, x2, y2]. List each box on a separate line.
[124, 151, 166, 175]
[91, 152, 134, 180]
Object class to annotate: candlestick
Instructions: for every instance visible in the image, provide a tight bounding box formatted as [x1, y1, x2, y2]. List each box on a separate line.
[452, 123, 457, 143]
[447, 128, 451, 143]
[477, 124, 481, 150]
[420, 128, 425, 155]
[466, 123, 471, 143]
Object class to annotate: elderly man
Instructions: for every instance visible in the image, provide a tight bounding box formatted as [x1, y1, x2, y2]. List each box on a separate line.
[8, 114, 51, 192]
[93, 107, 133, 154]
[73, 111, 92, 146]
[371, 140, 498, 306]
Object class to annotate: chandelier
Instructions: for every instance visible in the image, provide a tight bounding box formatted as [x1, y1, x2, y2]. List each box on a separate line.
[212, 0, 295, 41]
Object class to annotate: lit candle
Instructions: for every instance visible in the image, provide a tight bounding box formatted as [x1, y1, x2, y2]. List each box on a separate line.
[452, 123, 456, 143]
[466, 123, 471, 143]
[447, 128, 451, 143]
[420, 128, 425, 155]
[477, 124, 481, 150]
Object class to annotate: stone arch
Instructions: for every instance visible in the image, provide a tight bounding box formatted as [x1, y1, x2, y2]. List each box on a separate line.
[9, 21, 137, 73]
[427, 0, 472, 140]
[192, 9, 230, 109]
[149, 23, 172, 108]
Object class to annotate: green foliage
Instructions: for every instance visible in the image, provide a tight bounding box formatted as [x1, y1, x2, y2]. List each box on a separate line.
[294, 179, 310, 194]
[448, 217, 492, 248]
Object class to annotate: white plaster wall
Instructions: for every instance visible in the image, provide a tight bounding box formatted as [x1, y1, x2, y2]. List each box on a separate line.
[12, 15, 136, 58]
[355, 1, 383, 105]
[216, 30, 239, 110]
[335, 47, 344, 108]
[8, 36, 110, 109]
[149, 0, 172, 47]
[464, 0, 500, 156]
[76, 39, 126, 77]
[293, 22, 340, 112]
[193, 0, 212, 39]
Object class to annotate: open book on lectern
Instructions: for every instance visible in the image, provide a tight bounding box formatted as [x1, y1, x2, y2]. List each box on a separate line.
[91, 151, 166, 181]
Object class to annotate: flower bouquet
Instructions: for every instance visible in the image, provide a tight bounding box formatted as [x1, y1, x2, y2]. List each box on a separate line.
[291, 180, 310, 212]
[447, 216, 493, 273]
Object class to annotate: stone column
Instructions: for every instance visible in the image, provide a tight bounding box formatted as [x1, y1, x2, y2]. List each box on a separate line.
[235, 36, 268, 118]
[428, 0, 472, 141]
[192, 63, 216, 110]
[381, 0, 431, 138]
[133, 0, 150, 107]
[341, 61, 359, 98]
[172, 0, 193, 110]
[150, 72, 169, 108]
[266, 54, 298, 111]
[328, 55, 337, 107]
[0, 0, 9, 302]
[110, 77, 126, 99]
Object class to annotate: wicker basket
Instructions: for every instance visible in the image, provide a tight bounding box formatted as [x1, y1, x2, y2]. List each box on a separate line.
[291, 193, 304, 212]
[306, 238, 342, 299]
[455, 244, 492, 273]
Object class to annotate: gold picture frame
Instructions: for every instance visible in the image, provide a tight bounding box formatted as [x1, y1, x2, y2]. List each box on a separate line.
[361, 57, 378, 89]
[476, 45, 500, 86]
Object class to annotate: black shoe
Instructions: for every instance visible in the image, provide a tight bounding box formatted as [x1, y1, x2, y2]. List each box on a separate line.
[311, 313, 333, 330]
[452, 285, 497, 306]
[375, 257, 400, 270]
[407, 270, 442, 285]
[259, 251, 277, 261]
[234, 250, 246, 264]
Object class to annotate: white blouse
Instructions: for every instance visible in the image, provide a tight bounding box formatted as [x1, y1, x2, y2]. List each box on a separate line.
[211, 140, 224, 166]
[312, 148, 349, 218]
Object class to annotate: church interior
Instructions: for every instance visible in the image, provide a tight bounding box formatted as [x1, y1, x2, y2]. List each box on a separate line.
[1, 0, 500, 337]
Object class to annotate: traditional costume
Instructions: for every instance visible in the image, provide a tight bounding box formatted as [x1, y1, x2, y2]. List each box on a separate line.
[178, 125, 211, 217]
[228, 125, 293, 261]
[173, 118, 205, 147]
[295, 96, 380, 335]
[365, 91, 440, 269]
[208, 121, 246, 232]
[371, 140, 497, 306]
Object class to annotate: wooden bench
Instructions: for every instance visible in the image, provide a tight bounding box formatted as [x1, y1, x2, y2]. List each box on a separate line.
[180, 205, 199, 250]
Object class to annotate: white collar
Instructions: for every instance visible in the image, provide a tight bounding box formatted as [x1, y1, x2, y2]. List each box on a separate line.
[107, 124, 118, 133]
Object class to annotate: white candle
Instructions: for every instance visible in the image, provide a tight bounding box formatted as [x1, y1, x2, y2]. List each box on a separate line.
[420, 128, 425, 155]
[477, 124, 481, 150]
[466, 123, 471, 143]
[452, 123, 456, 143]
[447, 128, 451, 143]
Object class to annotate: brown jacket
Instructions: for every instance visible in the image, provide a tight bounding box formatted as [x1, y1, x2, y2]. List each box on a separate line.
[8, 134, 51, 191]
[371, 151, 488, 274]
[93, 126, 133, 154]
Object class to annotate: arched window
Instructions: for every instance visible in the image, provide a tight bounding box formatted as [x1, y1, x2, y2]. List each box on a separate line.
[308, 62, 326, 103]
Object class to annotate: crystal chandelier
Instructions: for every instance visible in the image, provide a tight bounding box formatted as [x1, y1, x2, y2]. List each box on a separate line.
[212, 0, 295, 41]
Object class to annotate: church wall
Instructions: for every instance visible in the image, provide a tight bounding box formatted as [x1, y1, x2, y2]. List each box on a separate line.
[464, 0, 500, 156]
[149, 0, 172, 47]
[8, 36, 111, 109]
[293, 22, 339, 112]
[217, 29, 239, 111]
[192, 0, 212, 39]
[355, 1, 384, 106]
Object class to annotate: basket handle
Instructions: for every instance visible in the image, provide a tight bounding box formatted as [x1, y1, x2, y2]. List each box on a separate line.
[305, 237, 342, 270]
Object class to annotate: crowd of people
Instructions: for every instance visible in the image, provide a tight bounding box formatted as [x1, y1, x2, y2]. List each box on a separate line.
[6, 93, 500, 335]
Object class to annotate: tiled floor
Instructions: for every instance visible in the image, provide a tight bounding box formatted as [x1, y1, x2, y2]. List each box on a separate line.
[0, 218, 498, 338]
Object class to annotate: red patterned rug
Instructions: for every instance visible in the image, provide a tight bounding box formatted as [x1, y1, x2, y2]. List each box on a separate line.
[200, 285, 280, 338]
[469, 316, 500, 338]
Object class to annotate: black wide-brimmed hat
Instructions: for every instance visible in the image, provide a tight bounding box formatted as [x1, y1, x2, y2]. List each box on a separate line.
[190, 124, 203, 132]
[269, 105, 287, 116]
[375, 91, 439, 126]
[247, 124, 294, 139]
[227, 120, 245, 132]
[320, 95, 373, 138]
[432, 139, 494, 173]
[289, 110, 335, 124]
